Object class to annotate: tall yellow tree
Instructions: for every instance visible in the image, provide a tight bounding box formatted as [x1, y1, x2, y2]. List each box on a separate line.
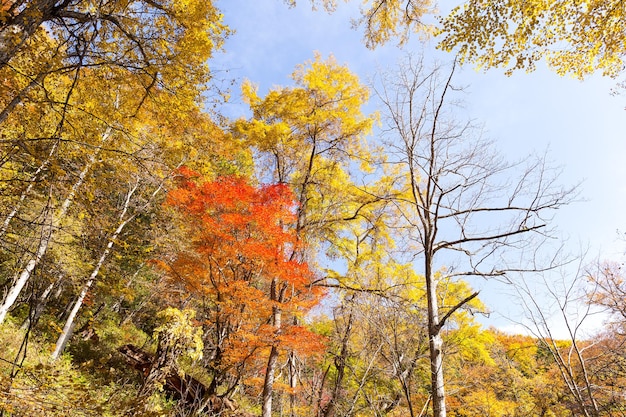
[234, 54, 391, 416]
[234, 54, 387, 264]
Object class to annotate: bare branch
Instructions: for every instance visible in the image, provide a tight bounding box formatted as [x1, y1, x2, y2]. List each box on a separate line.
[437, 290, 479, 332]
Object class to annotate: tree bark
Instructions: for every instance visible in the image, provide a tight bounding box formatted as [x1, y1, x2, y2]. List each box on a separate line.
[0, 0, 57, 67]
[288, 351, 297, 417]
[262, 344, 279, 417]
[51, 179, 139, 360]
[262, 279, 284, 417]
[0, 127, 109, 324]
[425, 254, 446, 417]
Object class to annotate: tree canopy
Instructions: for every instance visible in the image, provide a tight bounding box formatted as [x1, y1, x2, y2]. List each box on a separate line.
[437, 0, 626, 78]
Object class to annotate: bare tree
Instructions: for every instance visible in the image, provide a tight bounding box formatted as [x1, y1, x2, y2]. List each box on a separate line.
[508, 256, 612, 417]
[507, 257, 626, 416]
[375, 55, 575, 417]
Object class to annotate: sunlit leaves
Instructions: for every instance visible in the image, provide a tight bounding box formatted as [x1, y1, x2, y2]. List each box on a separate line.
[438, 0, 626, 78]
[356, 0, 437, 48]
[234, 54, 382, 266]
[237, 53, 374, 175]
[154, 308, 204, 363]
[296, 0, 626, 78]
[296, 0, 436, 48]
[163, 167, 325, 394]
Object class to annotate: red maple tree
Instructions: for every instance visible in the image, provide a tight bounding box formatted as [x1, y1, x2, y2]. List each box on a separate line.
[164, 167, 325, 397]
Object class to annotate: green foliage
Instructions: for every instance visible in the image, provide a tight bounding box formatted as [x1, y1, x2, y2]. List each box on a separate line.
[0, 321, 136, 417]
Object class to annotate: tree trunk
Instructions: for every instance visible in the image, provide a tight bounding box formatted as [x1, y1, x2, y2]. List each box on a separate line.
[425, 257, 446, 417]
[288, 351, 297, 417]
[0, 215, 52, 323]
[0, 139, 59, 238]
[321, 310, 353, 417]
[0, 128, 109, 324]
[51, 179, 139, 360]
[21, 276, 60, 330]
[0, 0, 56, 67]
[262, 279, 284, 417]
[262, 344, 280, 417]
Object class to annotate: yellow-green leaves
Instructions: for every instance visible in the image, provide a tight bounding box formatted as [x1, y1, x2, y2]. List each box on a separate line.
[239, 54, 374, 164]
[295, 0, 626, 78]
[154, 308, 204, 363]
[438, 0, 626, 78]
[234, 54, 379, 255]
[296, 0, 436, 48]
[357, 0, 436, 48]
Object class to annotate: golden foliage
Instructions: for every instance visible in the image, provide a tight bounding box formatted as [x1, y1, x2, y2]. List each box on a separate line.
[438, 0, 626, 78]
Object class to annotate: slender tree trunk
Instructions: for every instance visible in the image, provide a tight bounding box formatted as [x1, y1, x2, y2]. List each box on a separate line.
[51, 179, 139, 360]
[398, 352, 418, 417]
[0, 139, 60, 239]
[321, 310, 353, 417]
[546, 339, 599, 417]
[262, 344, 280, 417]
[21, 275, 60, 330]
[262, 279, 283, 417]
[0, 211, 53, 323]
[288, 351, 297, 417]
[425, 255, 446, 417]
[0, 128, 110, 323]
[50, 218, 129, 359]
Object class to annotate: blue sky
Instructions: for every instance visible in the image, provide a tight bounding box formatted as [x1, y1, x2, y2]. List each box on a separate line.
[213, 0, 626, 335]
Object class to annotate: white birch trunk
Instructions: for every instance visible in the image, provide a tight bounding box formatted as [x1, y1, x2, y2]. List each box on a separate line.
[0, 127, 111, 323]
[51, 178, 138, 360]
[0, 139, 60, 239]
[262, 279, 283, 417]
[425, 256, 446, 417]
[51, 171, 169, 360]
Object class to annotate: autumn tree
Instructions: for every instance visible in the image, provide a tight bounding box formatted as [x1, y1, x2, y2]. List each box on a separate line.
[163, 168, 325, 415]
[0, 0, 228, 109]
[234, 54, 396, 415]
[375, 55, 574, 417]
[234, 54, 379, 247]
